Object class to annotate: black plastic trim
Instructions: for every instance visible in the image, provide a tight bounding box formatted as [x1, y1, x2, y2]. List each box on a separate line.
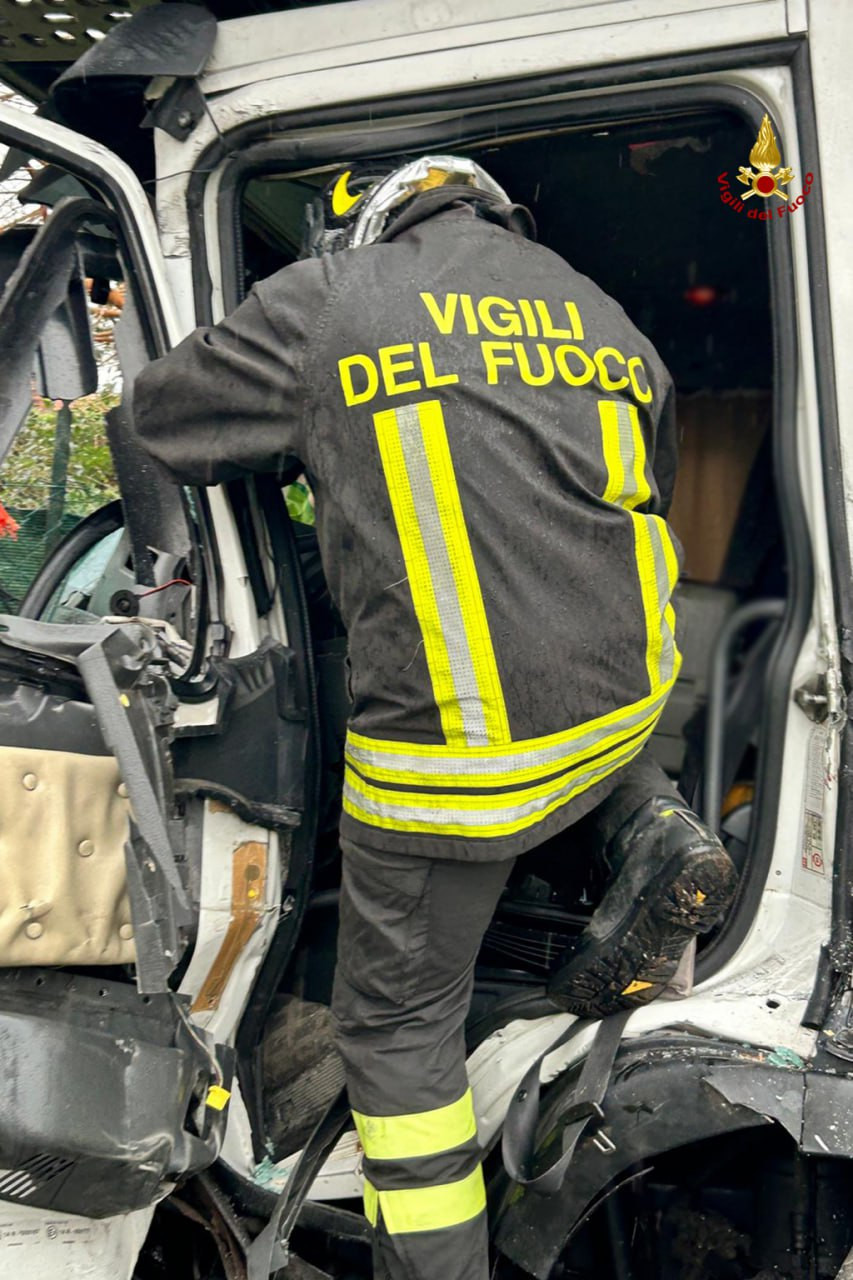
[234, 477, 322, 1159]
[0, 967, 228, 1218]
[493, 1034, 811, 1278]
[227, 478, 275, 618]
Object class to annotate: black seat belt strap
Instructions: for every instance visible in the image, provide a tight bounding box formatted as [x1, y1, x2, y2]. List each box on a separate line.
[502, 1009, 632, 1195]
[247, 1089, 350, 1279]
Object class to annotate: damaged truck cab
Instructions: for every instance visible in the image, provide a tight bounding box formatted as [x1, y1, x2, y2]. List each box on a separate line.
[0, 0, 852, 1276]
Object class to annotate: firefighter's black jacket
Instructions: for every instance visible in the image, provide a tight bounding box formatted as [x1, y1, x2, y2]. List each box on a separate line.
[133, 196, 680, 860]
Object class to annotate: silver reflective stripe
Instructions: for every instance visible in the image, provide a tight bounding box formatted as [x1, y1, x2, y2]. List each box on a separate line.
[343, 731, 651, 833]
[394, 404, 489, 746]
[613, 402, 643, 506]
[648, 516, 677, 686]
[600, 399, 650, 512]
[346, 686, 668, 783]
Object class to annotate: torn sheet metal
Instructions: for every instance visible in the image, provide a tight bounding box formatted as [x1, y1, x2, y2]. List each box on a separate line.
[802, 1072, 853, 1156]
[701, 1062, 853, 1158]
[703, 1065, 805, 1142]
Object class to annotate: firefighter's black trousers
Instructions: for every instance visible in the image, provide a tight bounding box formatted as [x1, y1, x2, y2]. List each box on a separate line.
[331, 754, 678, 1280]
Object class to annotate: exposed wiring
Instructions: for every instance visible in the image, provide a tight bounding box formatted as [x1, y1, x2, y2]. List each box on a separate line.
[138, 577, 192, 597]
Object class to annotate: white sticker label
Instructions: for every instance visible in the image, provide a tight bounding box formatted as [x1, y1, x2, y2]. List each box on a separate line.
[0, 1220, 96, 1248]
[801, 724, 828, 875]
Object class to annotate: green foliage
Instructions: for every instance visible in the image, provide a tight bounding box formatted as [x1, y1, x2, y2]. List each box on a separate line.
[285, 478, 316, 526]
[3, 386, 120, 515]
[0, 386, 120, 610]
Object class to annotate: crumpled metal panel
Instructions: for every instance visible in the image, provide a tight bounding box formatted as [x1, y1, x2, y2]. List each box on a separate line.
[0, 966, 230, 1217]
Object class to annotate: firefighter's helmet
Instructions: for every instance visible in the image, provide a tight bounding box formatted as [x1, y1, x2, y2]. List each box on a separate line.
[301, 154, 511, 257]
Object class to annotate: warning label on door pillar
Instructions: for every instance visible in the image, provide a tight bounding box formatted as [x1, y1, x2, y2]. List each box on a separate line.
[801, 725, 828, 875]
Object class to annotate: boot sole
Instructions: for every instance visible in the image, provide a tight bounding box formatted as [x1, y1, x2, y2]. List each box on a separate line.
[547, 845, 737, 1018]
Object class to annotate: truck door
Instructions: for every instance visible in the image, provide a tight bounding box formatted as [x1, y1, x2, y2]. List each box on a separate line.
[0, 102, 320, 1252]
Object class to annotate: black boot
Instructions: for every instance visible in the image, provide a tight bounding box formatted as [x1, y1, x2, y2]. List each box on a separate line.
[548, 797, 737, 1017]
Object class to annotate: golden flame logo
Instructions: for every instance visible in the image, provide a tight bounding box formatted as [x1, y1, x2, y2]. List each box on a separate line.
[737, 114, 794, 200]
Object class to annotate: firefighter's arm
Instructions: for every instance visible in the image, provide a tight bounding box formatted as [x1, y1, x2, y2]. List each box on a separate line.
[132, 259, 328, 487]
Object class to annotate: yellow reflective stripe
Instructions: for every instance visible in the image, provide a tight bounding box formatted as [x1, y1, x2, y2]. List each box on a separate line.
[347, 677, 670, 763]
[633, 513, 665, 694]
[363, 1167, 486, 1236]
[600, 403, 627, 506]
[346, 721, 651, 815]
[352, 1089, 477, 1162]
[346, 695, 665, 791]
[661, 516, 680, 589]
[598, 400, 680, 699]
[628, 417, 652, 511]
[633, 513, 682, 695]
[660, 518, 682, 680]
[343, 731, 651, 838]
[599, 400, 651, 512]
[417, 400, 510, 745]
[364, 1178, 378, 1227]
[374, 402, 509, 748]
[374, 406, 465, 745]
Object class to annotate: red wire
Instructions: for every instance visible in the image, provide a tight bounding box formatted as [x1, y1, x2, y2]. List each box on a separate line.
[138, 578, 192, 598]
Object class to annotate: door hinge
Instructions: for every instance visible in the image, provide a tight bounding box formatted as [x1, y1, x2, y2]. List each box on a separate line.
[794, 670, 847, 726]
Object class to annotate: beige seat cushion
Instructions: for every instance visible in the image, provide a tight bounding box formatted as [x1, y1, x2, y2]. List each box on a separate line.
[0, 745, 135, 966]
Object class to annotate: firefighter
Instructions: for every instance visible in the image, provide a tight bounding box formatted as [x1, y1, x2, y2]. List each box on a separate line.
[132, 155, 737, 1280]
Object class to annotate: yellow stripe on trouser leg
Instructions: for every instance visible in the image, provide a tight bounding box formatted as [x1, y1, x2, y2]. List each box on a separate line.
[352, 1089, 478, 1161]
[364, 1178, 379, 1228]
[415, 400, 510, 745]
[363, 1167, 486, 1235]
[373, 406, 466, 745]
